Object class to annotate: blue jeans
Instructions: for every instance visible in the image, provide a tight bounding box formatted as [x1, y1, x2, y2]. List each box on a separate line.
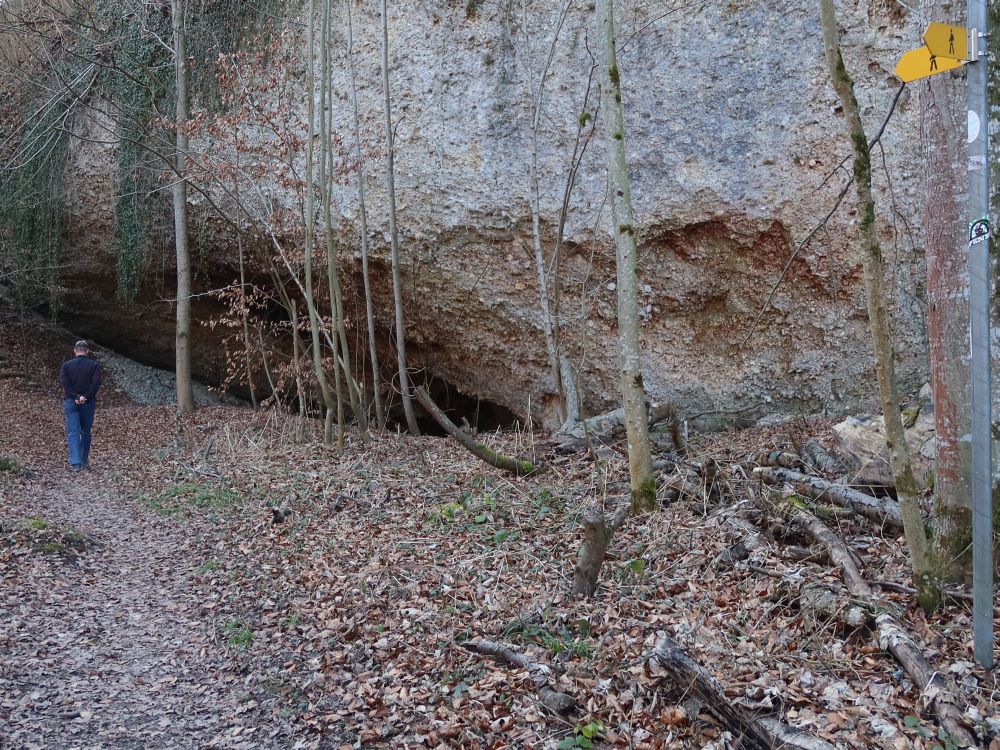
[64, 398, 96, 467]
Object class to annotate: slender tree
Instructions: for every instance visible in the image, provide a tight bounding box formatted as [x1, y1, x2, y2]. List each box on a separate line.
[819, 0, 937, 610]
[597, 0, 655, 512]
[171, 0, 195, 414]
[523, 0, 573, 426]
[380, 0, 419, 436]
[302, 0, 337, 444]
[319, 0, 367, 441]
[346, 0, 385, 430]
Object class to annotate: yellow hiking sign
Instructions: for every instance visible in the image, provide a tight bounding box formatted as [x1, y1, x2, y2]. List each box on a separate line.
[923, 22, 970, 60]
[896, 45, 964, 82]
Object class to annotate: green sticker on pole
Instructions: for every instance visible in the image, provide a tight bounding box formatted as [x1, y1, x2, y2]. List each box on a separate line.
[969, 217, 990, 246]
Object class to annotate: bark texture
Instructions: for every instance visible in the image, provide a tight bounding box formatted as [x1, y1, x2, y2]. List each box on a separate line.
[753, 466, 903, 530]
[923, 0, 973, 576]
[571, 502, 630, 597]
[649, 636, 832, 750]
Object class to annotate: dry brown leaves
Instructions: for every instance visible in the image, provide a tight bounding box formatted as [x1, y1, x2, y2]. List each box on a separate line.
[1, 308, 998, 749]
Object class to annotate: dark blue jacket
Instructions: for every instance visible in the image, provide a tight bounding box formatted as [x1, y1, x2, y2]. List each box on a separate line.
[59, 356, 102, 401]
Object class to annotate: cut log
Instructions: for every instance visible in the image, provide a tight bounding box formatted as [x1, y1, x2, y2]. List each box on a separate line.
[558, 400, 677, 441]
[791, 510, 977, 748]
[831, 413, 935, 489]
[753, 466, 902, 531]
[660, 469, 705, 499]
[799, 582, 871, 628]
[801, 439, 847, 477]
[459, 639, 576, 714]
[414, 387, 536, 476]
[649, 636, 834, 750]
[758, 450, 804, 470]
[572, 502, 630, 597]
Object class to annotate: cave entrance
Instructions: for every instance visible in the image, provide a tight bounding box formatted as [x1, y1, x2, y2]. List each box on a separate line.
[391, 378, 521, 436]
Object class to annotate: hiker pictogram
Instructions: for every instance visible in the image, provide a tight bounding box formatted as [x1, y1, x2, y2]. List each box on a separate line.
[923, 22, 970, 60]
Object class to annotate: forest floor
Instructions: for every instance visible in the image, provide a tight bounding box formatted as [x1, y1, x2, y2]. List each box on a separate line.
[0, 310, 998, 750]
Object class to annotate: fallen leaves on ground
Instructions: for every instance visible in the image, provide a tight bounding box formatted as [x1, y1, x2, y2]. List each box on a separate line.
[1, 307, 997, 749]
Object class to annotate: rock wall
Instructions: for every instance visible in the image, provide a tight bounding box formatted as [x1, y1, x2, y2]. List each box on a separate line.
[55, 0, 931, 426]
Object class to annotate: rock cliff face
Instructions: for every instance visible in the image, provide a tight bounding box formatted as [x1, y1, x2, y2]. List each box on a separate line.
[56, 0, 929, 426]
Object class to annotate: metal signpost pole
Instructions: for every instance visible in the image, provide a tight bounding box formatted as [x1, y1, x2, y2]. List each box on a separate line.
[967, 0, 994, 670]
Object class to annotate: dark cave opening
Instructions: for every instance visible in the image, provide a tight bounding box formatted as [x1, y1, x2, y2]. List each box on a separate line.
[389, 377, 522, 437]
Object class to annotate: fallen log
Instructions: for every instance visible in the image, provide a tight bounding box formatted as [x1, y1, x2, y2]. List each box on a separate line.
[753, 466, 902, 531]
[572, 502, 630, 597]
[558, 400, 678, 441]
[649, 636, 834, 750]
[799, 582, 871, 628]
[832, 413, 935, 489]
[758, 450, 804, 470]
[791, 510, 978, 748]
[801, 439, 846, 477]
[414, 387, 537, 476]
[460, 639, 576, 714]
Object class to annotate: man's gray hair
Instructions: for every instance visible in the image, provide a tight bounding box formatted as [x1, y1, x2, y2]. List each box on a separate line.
[74, 340, 89, 350]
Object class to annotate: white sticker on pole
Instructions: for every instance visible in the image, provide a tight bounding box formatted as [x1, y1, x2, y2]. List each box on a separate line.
[968, 110, 981, 143]
[969, 217, 990, 246]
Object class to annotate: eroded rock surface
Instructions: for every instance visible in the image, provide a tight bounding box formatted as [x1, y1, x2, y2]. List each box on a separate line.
[55, 0, 926, 426]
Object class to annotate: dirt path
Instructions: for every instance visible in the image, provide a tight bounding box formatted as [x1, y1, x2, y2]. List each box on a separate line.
[0, 472, 267, 749]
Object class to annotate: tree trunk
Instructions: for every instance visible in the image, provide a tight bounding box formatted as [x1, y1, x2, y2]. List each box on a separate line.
[524, 0, 572, 424]
[303, 0, 335, 445]
[380, 0, 419, 437]
[819, 0, 938, 612]
[571, 502, 630, 597]
[346, 0, 384, 431]
[923, 0, 974, 577]
[319, 0, 368, 445]
[171, 0, 195, 415]
[597, 0, 655, 513]
[233, 147, 257, 410]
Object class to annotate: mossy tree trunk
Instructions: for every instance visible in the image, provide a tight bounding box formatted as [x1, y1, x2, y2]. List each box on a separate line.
[819, 0, 938, 611]
[171, 0, 195, 415]
[597, 0, 655, 513]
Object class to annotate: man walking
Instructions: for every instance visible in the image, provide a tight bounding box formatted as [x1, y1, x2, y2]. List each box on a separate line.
[59, 340, 102, 471]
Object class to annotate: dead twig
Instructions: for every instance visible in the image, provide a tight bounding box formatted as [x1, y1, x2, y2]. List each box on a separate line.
[414, 387, 537, 476]
[460, 639, 576, 714]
